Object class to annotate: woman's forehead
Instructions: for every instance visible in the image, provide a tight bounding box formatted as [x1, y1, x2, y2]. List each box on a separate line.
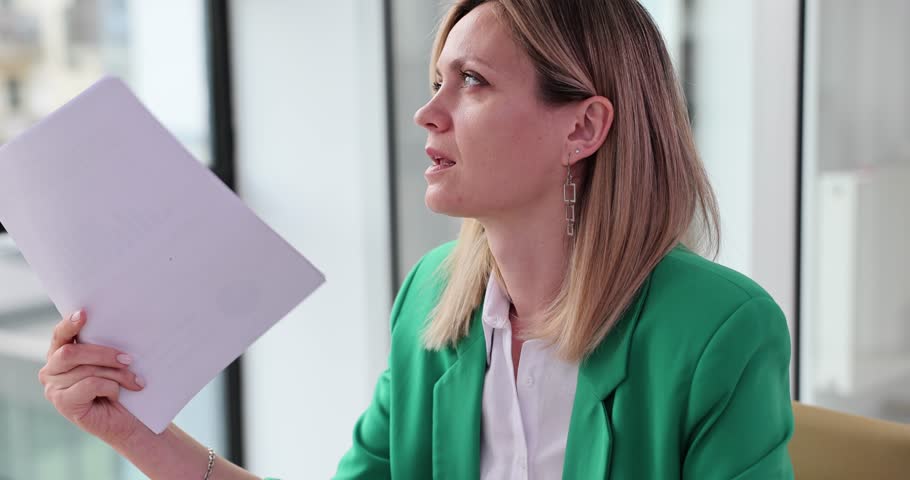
[437, 4, 526, 75]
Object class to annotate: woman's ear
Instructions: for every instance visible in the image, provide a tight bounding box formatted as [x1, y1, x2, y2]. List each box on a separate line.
[566, 96, 614, 164]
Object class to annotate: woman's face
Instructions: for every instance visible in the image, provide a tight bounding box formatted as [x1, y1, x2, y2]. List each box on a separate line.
[414, 3, 575, 223]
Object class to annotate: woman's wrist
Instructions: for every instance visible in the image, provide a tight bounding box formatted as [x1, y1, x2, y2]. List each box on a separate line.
[112, 422, 201, 478]
[113, 423, 261, 480]
[112, 423, 212, 479]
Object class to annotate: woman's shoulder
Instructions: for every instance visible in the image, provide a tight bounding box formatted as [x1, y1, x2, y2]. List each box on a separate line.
[634, 244, 789, 356]
[387, 240, 457, 330]
[401, 240, 456, 297]
[416, 240, 458, 276]
[655, 244, 773, 301]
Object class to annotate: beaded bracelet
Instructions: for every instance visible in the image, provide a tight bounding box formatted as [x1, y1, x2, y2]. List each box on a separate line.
[203, 447, 215, 479]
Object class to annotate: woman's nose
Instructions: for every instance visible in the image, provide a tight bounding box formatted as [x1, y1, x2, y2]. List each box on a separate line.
[413, 97, 450, 132]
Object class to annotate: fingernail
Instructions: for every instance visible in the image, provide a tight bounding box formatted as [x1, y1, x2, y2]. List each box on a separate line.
[71, 311, 82, 323]
[117, 354, 133, 365]
[135, 375, 146, 388]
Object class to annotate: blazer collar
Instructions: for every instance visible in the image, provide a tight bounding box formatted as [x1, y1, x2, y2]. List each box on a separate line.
[563, 268, 654, 479]
[432, 306, 486, 480]
[578, 271, 653, 398]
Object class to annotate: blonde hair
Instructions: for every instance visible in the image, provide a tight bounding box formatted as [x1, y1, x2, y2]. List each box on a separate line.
[423, 0, 720, 362]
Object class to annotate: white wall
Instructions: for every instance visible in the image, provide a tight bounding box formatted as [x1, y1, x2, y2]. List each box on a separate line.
[689, 0, 755, 278]
[751, 0, 799, 342]
[229, 1, 392, 478]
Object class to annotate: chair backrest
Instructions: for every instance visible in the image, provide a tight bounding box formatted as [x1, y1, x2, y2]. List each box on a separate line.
[789, 401, 910, 479]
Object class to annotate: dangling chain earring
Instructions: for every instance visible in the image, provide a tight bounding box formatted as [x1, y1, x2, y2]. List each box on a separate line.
[564, 148, 579, 236]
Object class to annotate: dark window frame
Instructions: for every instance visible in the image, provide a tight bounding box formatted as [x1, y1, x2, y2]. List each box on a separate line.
[793, 0, 807, 402]
[204, 0, 245, 466]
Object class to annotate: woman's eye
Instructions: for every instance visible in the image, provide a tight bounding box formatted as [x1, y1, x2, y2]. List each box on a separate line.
[461, 71, 482, 87]
[431, 71, 484, 92]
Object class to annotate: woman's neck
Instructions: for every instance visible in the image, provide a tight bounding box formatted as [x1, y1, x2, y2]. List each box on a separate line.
[482, 212, 569, 331]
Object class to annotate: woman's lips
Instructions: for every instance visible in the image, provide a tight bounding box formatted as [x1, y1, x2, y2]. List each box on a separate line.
[426, 147, 456, 166]
[425, 160, 455, 177]
[425, 146, 456, 178]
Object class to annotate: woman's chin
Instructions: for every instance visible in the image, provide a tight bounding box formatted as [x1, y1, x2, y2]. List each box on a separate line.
[425, 190, 467, 217]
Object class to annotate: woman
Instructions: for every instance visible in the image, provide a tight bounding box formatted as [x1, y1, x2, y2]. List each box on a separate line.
[38, 0, 794, 478]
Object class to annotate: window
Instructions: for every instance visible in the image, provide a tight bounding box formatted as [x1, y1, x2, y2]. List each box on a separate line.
[0, 1, 236, 477]
[800, 0, 910, 423]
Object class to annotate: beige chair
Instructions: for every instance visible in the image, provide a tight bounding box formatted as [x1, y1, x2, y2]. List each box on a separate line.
[789, 401, 910, 479]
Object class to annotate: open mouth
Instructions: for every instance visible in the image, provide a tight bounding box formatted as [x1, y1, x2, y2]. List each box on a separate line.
[432, 156, 456, 167]
[425, 147, 456, 176]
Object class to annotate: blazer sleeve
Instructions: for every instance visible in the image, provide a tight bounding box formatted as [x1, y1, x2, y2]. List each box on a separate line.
[331, 255, 426, 479]
[682, 296, 796, 479]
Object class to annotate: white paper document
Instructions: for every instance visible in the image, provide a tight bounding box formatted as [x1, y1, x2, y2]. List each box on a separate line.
[0, 76, 325, 434]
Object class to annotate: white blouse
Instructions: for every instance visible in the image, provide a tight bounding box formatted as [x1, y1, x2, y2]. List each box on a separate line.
[479, 274, 580, 480]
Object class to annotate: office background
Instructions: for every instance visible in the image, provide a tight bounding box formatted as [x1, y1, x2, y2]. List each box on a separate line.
[0, 0, 906, 478]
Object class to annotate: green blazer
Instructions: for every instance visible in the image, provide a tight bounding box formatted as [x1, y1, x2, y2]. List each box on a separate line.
[327, 241, 794, 479]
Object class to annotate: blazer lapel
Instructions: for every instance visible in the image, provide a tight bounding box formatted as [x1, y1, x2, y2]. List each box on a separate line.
[432, 307, 487, 480]
[563, 273, 653, 479]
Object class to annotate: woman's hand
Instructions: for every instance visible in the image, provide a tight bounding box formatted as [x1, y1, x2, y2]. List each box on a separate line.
[38, 310, 148, 447]
[37, 310, 262, 479]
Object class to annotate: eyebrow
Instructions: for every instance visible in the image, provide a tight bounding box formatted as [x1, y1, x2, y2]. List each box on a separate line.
[434, 56, 495, 77]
